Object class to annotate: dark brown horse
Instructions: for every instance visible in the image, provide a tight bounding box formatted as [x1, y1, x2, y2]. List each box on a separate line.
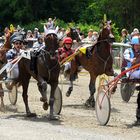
[66, 26, 114, 107]
[11, 28, 60, 119]
[67, 27, 81, 42]
[59, 27, 81, 47]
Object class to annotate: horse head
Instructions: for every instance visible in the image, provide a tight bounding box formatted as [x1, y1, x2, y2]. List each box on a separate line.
[44, 26, 59, 58]
[99, 20, 115, 43]
[67, 27, 81, 42]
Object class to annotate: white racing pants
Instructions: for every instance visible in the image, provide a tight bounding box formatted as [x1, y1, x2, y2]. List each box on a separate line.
[6, 60, 19, 79]
[64, 62, 71, 72]
[129, 70, 140, 79]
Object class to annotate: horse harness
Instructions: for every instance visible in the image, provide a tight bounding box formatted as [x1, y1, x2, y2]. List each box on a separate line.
[40, 49, 59, 82]
[94, 39, 112, 72]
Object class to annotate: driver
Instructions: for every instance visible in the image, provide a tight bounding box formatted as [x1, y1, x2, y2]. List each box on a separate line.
[58, 37, 74, 73]
[6, 35, 24, 81]
[123, 36, 140, 125]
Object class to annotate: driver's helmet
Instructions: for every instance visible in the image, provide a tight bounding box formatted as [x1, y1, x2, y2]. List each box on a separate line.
[63, 37, 72, 44]
[11, 36, 23, 43]
[131, 36, 140, 45]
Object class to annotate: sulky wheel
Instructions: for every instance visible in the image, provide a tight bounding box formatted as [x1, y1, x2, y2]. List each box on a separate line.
[8, 85, 18, 105]
[120, 82, 135, 102]
[47, 86, 62, 115]
[95, 89, 111, 126]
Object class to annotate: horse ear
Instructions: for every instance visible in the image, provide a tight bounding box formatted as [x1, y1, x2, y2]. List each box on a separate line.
[44, 25, 48, 35]
[55, 26, 59, 34]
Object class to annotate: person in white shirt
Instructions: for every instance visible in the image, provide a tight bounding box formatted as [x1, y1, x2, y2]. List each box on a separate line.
[32, 35, 45, 50]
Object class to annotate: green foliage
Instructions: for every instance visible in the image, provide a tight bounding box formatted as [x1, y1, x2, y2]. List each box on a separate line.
[111, 22, 121, 42]
[22, 20, 44, 32]
[0, 0, 139, 39]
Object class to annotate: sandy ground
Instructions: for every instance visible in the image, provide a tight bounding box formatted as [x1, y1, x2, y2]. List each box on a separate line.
[0, 70, 140, 140]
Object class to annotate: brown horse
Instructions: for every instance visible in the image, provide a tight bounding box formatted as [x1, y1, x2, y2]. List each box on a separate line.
[13, 28, 60, 119]
[66, 26, 114, 107]
[0, 28, 11, 110]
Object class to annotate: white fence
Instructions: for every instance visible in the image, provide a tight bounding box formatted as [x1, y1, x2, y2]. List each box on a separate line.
[112, 42, 132, 68]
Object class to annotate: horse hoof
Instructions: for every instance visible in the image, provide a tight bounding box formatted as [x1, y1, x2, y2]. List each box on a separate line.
[66, 92, 71, 97]
[26, 113, 37, 117]
[40, 97, 47, 102]
[132, 120, 140, 126]
[49, 115, 59, 120]
[85, 102, 90, 108]
[85, 99, 95, 108]
[43, 102, 48, 110]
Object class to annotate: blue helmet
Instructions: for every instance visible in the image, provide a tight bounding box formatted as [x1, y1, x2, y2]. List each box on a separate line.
[131, 36, 140, 45]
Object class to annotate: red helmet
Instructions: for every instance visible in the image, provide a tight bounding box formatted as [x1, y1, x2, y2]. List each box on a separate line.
[63, 37, 72, 44]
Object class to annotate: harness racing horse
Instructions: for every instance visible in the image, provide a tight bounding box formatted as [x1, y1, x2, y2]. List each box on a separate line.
[66, 26, 114, 107]
[0, 29, 11, 110]
[67, 27, 81, 43]
[14, 27, 60, 119]
[59, 27, 81, 47]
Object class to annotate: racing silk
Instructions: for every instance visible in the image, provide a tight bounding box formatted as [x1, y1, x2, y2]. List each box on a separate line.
[123, 48, 135, 68]
[58, 47, 74, 62]
[6, 47, 21, 60]
[6, 48, 23, 79]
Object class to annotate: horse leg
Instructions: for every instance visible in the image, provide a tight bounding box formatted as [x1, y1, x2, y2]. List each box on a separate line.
[22, 78, 36, 117]
[37, 76, 48, 110]
[85, 73, 96, 108]
[0, 84, 5, 111]
[66, 77, 73, 97]
[49, 82, 58, 120]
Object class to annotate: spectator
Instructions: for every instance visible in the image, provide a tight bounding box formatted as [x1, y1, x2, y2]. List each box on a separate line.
[121, 28, 131, 44]
[131, 28, 140, 37]
[33, 28, 40, 39]
[92, 31, 99, 41]
[26, 30, 34, 48]
[46, 17, 56, 30]
[79, 32, 85, 41]
[32, 35, 45, 49]
[83, 29, 95, 42]
[26, 30, 33, 38]
[57, 28, 66, 40]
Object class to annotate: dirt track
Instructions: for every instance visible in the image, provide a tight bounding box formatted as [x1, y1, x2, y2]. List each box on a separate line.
[0, 70, 140, 140]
